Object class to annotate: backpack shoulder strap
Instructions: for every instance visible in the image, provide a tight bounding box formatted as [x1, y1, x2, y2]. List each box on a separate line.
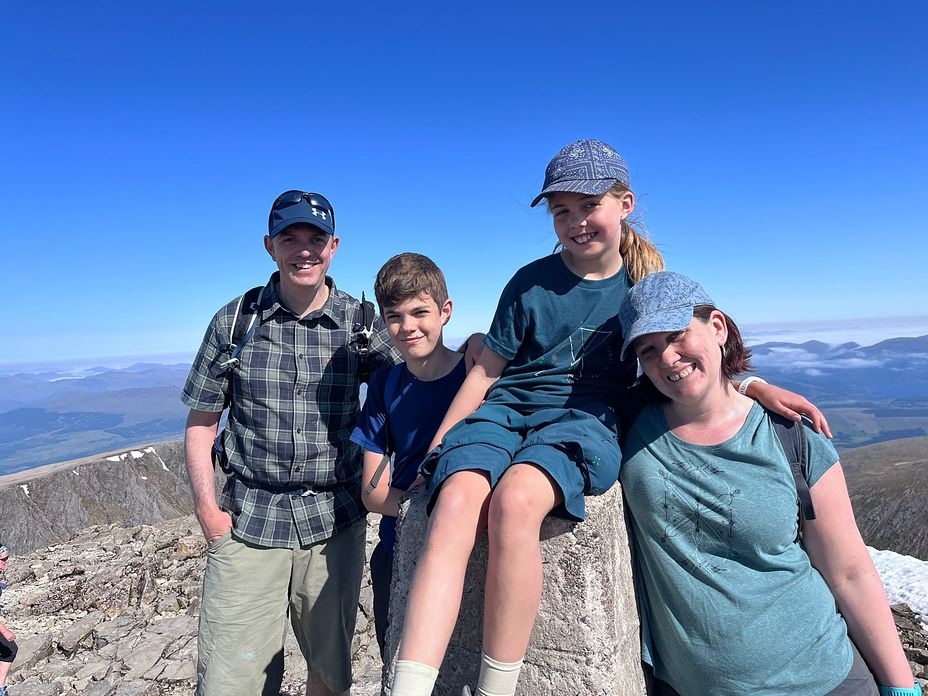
[769, 410, 816, 522]
[215, 285, 264, 373]
[364, 363, 406, 494]
[353, 292, 377, 384]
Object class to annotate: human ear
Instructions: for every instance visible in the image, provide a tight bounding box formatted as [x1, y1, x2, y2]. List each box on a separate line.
[264, 235, 275, 258]
[709, 310, 728, 346]
[618, 190, 635, 219]
[441, 299, 453, 325]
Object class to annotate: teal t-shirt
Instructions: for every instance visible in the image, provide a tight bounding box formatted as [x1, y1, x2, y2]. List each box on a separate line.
[483, 254, 636, 426]
[621, 401, 852, 696]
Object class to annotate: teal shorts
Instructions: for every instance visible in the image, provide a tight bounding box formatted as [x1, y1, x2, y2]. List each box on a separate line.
[421, 404, 621, 521]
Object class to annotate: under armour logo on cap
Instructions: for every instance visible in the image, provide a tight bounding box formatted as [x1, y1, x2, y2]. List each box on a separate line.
[268, 190, 337, 237]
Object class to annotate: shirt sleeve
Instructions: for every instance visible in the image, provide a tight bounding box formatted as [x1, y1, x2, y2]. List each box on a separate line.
[484, 271, 528, 361]
[350, 366, 390, 454]
[805, 424, 841, 487]
[181, 306, 233, 412]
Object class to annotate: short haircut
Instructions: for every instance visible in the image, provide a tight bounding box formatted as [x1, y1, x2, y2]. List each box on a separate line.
[693, 305, 753, 378]
[374, 253, 449, 314]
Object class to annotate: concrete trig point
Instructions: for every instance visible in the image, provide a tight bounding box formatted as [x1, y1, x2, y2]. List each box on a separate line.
[382, 486, 647, 695]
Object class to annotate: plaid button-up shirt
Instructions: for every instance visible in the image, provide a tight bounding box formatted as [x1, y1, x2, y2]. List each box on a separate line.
[182, 273, 400, 548]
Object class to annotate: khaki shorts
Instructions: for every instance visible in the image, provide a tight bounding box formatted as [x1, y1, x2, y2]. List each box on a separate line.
[196, 520, 366, 696]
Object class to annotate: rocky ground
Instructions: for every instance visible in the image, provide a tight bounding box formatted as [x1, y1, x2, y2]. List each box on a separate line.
[2, 515, 384, 696]
[2, 513, 927, 695]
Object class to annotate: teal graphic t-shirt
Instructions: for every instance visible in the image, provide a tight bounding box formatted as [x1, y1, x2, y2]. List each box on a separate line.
[621, 402, 853, 696]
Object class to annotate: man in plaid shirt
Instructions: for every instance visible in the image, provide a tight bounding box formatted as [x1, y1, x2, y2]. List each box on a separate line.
[182, 190, 399, 696]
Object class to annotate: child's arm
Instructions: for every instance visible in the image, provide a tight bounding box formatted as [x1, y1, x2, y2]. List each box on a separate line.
[427, 348, 508, 451]
[361, 450, 407, 516]
[738, 379, 832, 438]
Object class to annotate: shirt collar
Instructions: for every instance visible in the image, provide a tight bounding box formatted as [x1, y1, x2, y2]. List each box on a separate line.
[262, 273, 345, 325]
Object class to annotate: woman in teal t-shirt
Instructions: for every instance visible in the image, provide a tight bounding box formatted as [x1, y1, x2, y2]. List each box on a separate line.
[618, 272, 918, 696]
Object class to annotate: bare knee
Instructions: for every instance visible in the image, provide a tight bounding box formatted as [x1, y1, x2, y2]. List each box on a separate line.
[487, 468, 556, 545]
[426, 473, 490, 549]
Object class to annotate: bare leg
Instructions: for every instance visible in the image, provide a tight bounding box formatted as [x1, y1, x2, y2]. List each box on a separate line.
[398, 470, 492, 667]
[482, 463, 561, 662]
[0, 661, 9, 686]
[306, 671, 347, 696]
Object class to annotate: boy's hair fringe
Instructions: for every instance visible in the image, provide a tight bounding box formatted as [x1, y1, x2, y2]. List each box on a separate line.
[374, 252, 449, 314]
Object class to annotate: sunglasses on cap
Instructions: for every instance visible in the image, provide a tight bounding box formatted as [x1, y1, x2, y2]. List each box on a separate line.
[270, 190, 336, 227]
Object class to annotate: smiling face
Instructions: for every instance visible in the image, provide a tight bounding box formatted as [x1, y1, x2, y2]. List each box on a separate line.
[382, 292, 452, 364]
[632, 313, 728, 403]
[264, 224, 339, 297]
[548, 190, 633, 279]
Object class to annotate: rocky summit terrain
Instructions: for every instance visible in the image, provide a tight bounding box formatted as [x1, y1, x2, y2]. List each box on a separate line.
[3, 514, 386, 695]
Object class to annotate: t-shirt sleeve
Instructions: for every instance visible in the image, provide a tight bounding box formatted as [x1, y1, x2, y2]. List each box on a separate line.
[805, 424, 841, 487]
[484, 271, 528, 361]
[351, 367, 390, 454]
[181, 307, 232, 413]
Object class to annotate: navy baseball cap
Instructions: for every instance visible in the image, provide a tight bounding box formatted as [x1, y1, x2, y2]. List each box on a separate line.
[531, 139, 631, 207]
[619, 272, 715, 360]
[268, 190, 336, 237]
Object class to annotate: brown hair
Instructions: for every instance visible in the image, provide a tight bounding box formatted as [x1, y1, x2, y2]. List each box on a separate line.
[374, 252, 449, 314]
[693, 305, 753, 378]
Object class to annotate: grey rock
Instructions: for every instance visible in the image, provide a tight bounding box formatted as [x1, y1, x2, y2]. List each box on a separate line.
[383, 486, 646, 696]
[59, 610, 105, 655]
[10, 633, 53, 672]
[82, 680, 116, 696]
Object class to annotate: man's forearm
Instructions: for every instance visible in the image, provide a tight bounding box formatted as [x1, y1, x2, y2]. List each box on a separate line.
[184, 409, 222, 511]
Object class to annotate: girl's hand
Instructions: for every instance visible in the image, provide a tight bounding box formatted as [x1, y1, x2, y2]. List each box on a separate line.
[746, 382, 832, 438]
[0, 623, 16, 642]
[459, 333, 487, 371]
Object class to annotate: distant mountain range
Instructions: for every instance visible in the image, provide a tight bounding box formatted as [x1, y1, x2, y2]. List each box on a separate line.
[1, 334, 927, 474]
[0, 363, 190, 474]
[749, 334, 928, 449]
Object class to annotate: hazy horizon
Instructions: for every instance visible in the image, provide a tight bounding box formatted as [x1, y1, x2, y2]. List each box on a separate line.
[3, 315, 927, 375]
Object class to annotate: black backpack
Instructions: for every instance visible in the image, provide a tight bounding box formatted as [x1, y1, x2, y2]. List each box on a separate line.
[769, 411, 817, 529]
[213, 286, 377, 382]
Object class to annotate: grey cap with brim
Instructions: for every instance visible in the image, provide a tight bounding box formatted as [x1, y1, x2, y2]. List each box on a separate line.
[619, 272, 715, 360]
[530, 138, 631, 207]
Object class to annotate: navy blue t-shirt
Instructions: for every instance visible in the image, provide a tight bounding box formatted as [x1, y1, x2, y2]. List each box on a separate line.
[351, 358, 467, 553]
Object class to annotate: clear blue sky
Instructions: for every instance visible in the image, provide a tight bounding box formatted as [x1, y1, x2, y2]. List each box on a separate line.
[2, 2, 925, 365]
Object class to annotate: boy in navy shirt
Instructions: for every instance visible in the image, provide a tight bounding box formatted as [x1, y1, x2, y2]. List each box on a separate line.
[350, 253, 469, 657]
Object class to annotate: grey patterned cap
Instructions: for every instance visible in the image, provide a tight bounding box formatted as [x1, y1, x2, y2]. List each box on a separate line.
[530, 139, 630, 207]
[619, 272, 715, 360]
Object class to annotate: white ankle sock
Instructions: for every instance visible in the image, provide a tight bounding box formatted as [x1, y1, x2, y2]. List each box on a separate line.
[392, 660, 440, 696]
[474, 653, 524, 696]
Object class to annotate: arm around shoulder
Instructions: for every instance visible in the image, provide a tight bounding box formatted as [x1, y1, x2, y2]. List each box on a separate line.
[802, 461, 915, 689]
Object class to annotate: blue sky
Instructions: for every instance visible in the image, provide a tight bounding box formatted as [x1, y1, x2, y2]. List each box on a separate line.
[1, 2, 926, 366]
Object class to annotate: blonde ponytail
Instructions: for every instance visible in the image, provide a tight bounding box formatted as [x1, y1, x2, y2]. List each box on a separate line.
[619, 217, 664, 284]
